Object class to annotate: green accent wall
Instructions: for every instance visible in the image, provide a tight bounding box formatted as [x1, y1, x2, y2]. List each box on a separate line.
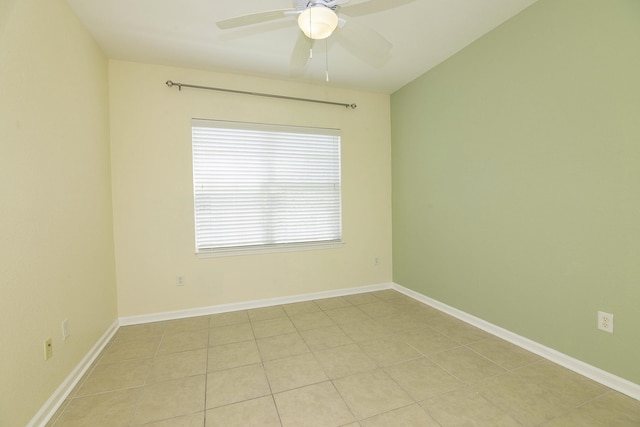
[391, 0, 640, 384]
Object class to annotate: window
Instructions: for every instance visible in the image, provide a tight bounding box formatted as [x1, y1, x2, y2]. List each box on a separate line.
[192, 119, 342, 255]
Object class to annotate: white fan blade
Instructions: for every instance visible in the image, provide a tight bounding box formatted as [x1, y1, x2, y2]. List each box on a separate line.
[335, 19, 392, 67]
[291, 32, 314, 71]
[340, 0, 416, 17]
[337, 18, 391, 54]
[217, 9, 293, 29]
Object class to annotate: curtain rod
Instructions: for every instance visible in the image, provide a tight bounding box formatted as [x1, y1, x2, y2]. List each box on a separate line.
[165, 80, 357, 110]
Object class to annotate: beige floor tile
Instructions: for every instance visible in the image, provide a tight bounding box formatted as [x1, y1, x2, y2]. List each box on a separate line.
[359, 338, 422, 367]
[314, 296, 353, 310]
[356, 302, 399, 318]
[205, 364, 271, 409]
[557, 390, 640, 426]
[256, 332, 310, 361]
[540, 393, 640, 427]
[396, 327, 460, 355]
[299, 325, 354, 351]
[385, 357, 464, 401]
[469, 337, 541, 370]
[360, 404, 440, 427]
[429, 317, 493, 344]
[429, 347, 505, 384]
[76, 357, 151, 396]
[247, 305, 286, 322]
[147, 349, 207, 383]
[69, 354, 104, 397]
[274, 381, 355, 427]
[325, 306, 370, 324]
[209, 310, 249, 328]
[251, 316, 296, 338]
[264, 352, 328, 393]
[205, 396, 280, 427]
[289, 310, 335, 331]
[100, 336, 161, 363]
[408, 306, 454, 324]
[376, 312, 431, 332]
[158, 329, 209, 354]
[389, 300, 446, 327]
[208, 323, 254, 346]
[387, 296, 433, 310]
[333, 369, 413, 419]
[164, 316, 210, 334]
[67, 358, 100, 399]
[422, 387, 521, 427]
[54, 388, 141, 427]
[282, 300, 321, 316]
[408, 306, 447, 321]
[369, 289, 404, 301]
[315, 343, 378, 379]
[478, 373, 569, 426]
[131, 375, 206, 425]
[338, 319, 390, 342]
[343, 293, 381, 305]
[539, 410, 607, 427]
[513, 360, 610, 409]
[115, 322, 166, 342]
[207, 340, 261, 372]
[135, 412, 205, 427]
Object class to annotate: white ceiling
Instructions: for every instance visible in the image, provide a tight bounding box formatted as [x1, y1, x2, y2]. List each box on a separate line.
[66, 0, 538, 94]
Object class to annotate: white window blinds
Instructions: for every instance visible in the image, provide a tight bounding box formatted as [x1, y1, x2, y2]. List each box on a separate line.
[192, 119, 342, 254]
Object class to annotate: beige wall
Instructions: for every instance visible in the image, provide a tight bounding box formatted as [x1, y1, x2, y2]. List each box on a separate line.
[109, 60, 393, 317]
[0, 0, 117, 425]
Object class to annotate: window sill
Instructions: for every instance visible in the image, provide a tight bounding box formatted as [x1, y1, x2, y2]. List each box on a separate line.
[196, 241, 344, 258]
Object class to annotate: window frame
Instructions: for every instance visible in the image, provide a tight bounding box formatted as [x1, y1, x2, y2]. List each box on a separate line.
[191, 119, 343, 257]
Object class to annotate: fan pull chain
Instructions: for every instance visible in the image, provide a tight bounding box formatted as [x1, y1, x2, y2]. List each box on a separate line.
[325, 38, 330, 82]
[309, 7, 314, 59]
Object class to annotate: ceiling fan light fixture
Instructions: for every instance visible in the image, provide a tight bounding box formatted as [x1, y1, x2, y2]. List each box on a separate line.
[298, 6, 338, 40]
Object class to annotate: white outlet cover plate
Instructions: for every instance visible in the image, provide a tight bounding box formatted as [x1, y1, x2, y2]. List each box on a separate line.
[597, 311, 614, 333]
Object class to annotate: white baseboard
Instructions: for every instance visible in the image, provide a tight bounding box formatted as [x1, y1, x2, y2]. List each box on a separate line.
[119, 282, 394, 326]
[392, 282, 640, 401]
[28, 319, 119, 427]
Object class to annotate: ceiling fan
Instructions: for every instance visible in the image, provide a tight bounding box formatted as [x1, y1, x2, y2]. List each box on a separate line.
[216, 0, 416, 70]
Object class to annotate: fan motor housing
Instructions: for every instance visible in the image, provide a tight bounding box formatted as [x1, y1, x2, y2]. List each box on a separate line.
[298, 0, 341, 12]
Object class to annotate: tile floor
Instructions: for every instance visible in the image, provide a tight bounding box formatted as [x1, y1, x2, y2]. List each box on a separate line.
[47, 290, 640, 426]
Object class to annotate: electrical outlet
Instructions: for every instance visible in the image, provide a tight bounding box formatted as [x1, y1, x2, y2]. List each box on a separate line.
[374, 256, 380, 266]
[176, 274, 185, 286]
[598, 311, 614, 333]
[62, 319, 70, 341]
[44, 338, 53, 360]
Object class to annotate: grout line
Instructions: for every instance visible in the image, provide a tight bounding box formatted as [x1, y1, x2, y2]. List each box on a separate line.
[328, 378, 359, 423]
[202, 324, 210, 425]
[125, 325, 165, 426]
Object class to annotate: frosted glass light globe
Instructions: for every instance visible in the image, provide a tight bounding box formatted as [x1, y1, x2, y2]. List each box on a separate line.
[298, 7, 338, 40]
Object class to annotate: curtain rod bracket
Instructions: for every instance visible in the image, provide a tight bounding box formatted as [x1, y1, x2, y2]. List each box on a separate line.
[166, 80, 183, 91]
[165, 80, 356, 109]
